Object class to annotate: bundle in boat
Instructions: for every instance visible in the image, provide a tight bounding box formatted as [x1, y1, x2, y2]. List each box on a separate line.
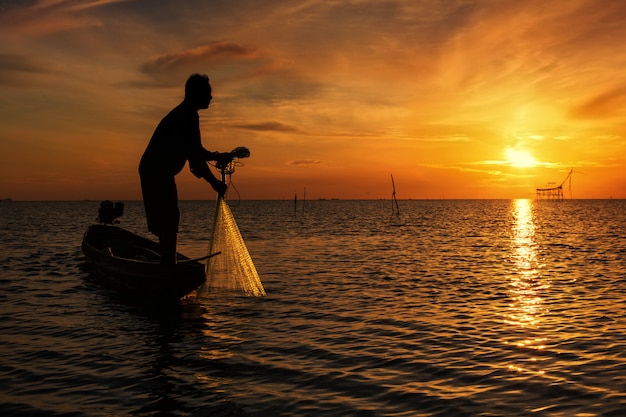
[201, 196, 265, 297]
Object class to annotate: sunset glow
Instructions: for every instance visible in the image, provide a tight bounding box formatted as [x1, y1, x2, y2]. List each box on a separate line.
[506, 149, 538, 168]
[1, 1, 625, 200]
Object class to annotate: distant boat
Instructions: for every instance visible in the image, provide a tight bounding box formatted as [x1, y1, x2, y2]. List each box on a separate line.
[81, 202, 212, 299]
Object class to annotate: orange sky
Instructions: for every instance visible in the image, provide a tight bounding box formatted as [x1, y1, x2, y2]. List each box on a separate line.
[1, 0, 625, 200]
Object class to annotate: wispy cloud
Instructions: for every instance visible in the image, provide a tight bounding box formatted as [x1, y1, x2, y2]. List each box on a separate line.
[288, 159, 325, 167]
[141, 42, 259, 77]
[231, 121, 301, 133]
[570, 85, 626, 119]
[0, 53, 50, 85]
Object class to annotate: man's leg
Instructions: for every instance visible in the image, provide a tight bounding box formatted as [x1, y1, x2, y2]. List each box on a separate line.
[159, 231, 178, 265]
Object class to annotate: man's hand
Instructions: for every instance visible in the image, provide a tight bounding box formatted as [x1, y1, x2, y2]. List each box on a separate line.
[215, 152, 234, 168]
[209, 177, 227, 196]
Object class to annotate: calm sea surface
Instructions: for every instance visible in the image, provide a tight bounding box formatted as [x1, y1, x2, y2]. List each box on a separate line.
[1, 199, 625, 416]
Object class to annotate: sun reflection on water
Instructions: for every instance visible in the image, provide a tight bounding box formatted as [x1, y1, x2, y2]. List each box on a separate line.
[502, 198, 552, 378]
[506, 198, 547, 330]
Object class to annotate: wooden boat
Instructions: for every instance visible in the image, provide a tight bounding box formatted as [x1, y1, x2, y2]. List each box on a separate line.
[82, 223, 207, 299]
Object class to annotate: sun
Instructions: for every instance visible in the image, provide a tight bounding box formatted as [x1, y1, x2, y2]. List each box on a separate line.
[506, 148, 538, 168]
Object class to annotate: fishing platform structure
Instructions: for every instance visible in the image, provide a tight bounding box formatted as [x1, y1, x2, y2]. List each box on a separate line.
[536, 168, 576, 201]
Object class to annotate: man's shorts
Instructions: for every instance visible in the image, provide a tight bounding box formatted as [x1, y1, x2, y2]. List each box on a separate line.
[139, 174, 179, 236]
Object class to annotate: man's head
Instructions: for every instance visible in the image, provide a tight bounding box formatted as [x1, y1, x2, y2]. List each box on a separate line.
[184, 74, 212, 109]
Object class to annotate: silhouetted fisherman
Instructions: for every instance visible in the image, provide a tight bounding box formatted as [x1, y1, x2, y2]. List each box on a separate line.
[139, 74, 228, 265]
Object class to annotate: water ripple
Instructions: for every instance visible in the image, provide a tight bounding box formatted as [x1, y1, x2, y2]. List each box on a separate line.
[2, 200, 626, 416]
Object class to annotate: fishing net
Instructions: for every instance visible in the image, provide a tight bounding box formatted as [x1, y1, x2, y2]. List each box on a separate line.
[200, 196, 266, 297]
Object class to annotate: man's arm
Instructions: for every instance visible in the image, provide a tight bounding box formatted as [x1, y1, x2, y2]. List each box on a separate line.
[189, 159, 227, 195]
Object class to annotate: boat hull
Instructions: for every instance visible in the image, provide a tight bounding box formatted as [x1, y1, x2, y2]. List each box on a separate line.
[82, 225, 206, 299]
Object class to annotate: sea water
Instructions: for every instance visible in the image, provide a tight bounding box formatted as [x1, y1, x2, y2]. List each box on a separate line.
[1, 199, 625, 416]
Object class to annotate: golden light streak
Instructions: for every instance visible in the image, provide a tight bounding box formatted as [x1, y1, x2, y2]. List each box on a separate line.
[506, 199, 546, 329]
[503, 199, 551, 376]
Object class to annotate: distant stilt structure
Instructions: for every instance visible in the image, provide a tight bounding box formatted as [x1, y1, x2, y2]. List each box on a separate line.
[536, 168, 575, 201]
[391, 174, 400, 216]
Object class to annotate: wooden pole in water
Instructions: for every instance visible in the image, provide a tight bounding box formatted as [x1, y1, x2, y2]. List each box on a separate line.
[391, 174, 400, 216]
[294, 192, 297, 215]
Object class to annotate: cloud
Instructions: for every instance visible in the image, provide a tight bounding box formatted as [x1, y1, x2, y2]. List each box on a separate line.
[64, 0, 132, 12]
[475, 158, 558, 169]
[288, 159, 325, 167]
[399, 134, 472, 143]
[139, 42, 260, 80]
[570, 85, 626, 119]
[0, 53, 46, 73]
[231, 121, 301, 133]
[0, 53, 48, 85]
[0, 0, 114, 35]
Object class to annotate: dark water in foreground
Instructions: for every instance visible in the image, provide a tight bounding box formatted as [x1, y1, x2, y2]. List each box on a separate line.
[1, 199, 626, 417]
